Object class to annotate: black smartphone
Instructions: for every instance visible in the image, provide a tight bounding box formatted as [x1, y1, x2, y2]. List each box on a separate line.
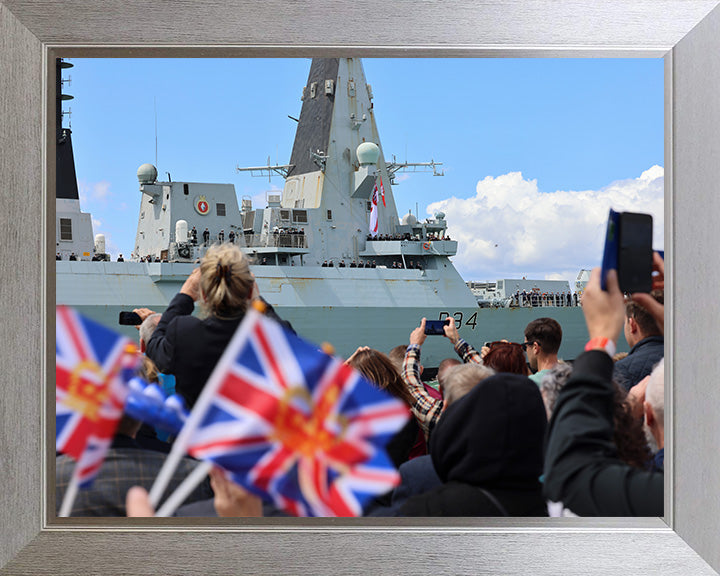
[424, 319, 449, 335]
[118, 311, 142, 325]
[600, 209, 653, 293]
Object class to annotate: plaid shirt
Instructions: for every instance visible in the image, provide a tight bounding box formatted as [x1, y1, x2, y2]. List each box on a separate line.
[454, 338, 483, 365]
[401, 339, 483, 441]
[402, 345, 443, 441]
[56, 441, 212, 517]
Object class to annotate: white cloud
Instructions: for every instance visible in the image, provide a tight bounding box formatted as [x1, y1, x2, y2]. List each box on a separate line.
[78, 179, 113, 204]
[428, 166, 664, 286]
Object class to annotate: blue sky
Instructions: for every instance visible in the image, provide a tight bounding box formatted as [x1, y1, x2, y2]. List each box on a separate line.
[67, 58, 664, 283]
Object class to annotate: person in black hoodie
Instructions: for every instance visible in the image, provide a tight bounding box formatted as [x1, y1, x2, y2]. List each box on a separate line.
[397, 372, 548, 517]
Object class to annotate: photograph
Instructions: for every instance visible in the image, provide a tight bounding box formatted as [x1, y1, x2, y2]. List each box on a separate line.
[3, 1, 720, 574]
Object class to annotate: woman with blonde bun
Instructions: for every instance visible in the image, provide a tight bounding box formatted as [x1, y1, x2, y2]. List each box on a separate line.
[145, 244, 291, 408]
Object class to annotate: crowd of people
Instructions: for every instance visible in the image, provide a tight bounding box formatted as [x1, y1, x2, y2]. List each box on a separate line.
[367, 233, 452, 242]
[57, 242, 666, 518]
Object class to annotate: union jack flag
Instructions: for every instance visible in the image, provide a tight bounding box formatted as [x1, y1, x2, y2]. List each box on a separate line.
[176, 309, 409, 517]
[56, 306, 138, 484]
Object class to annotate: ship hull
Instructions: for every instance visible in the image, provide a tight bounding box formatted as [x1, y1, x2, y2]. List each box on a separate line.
[57, 261, 596, 367]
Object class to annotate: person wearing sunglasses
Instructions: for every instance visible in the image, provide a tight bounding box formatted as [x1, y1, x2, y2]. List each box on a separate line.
[521, 317, 563, 386]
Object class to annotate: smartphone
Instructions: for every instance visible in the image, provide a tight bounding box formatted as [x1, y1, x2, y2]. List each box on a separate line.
[600, 209, 653, 293]
[424, 319, 449, 335]
[118, 311, 142, 325]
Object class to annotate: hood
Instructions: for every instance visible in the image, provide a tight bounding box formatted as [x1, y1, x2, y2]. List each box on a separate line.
[429, 373, 547, 485]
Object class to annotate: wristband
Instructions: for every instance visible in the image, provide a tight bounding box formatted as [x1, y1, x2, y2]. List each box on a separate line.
[585, 337, 616, 357]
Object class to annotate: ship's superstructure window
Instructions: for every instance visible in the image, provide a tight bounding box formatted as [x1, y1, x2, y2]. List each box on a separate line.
[183, 183, 189, 195]
[366, 201, 372, 211]
[216, 203, 226, 217]
[59, 218, 72, 240]
[293, 210, 308, 224]
[327, 209, 333, 220]
[280, 209, 290, 222]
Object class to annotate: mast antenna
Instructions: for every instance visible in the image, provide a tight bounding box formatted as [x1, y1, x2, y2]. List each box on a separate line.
[154, 97, 158, 168]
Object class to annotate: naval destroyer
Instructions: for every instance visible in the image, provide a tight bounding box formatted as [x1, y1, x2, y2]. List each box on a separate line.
[55, 58, 591, 367]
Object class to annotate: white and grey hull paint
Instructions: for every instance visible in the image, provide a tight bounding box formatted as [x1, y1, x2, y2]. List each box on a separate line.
[57, 261, 593, 367]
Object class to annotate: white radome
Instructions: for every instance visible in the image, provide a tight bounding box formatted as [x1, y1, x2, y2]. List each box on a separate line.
[356, 142, 380, 165]
[137, 163, 158, 184]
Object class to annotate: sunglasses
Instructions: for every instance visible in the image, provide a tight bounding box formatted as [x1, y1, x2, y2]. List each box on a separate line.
[519, 341, 537, 350]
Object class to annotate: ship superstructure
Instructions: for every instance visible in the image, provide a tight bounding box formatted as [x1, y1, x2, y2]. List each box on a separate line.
[131, 58, 454, 273]
[56, 58, 595, 366]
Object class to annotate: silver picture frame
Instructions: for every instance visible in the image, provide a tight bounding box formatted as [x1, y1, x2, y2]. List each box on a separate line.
[2, 1, 720, 573]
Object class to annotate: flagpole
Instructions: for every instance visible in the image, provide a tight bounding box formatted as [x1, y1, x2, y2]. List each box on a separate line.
[148, 434, 193, 508]
[58, 464, 80, 517]
[155, 460, 212, 517]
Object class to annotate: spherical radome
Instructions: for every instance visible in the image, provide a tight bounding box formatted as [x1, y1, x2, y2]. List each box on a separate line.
[137, 163, 158, 184]
[356, 142, 380, 165]
[402, 212, 418, 226]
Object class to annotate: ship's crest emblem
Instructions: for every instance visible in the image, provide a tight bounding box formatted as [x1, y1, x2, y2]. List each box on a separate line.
[194, 196, 210, 215]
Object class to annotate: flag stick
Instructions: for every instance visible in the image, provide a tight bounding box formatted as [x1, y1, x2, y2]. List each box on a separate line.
[155, 460, 213, 517]
[58, 464, 80, 517]
[148, 437, 191, 509]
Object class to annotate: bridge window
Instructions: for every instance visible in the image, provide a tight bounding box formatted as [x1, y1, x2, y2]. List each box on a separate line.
[293, 210, 308, 223]
[216, 203, 226, 217]
[59, 218, 72, 240]
[280, 210, 290, 221]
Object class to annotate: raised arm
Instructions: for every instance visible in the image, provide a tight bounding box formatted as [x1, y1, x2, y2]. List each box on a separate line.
[543, 268, 663, 516]
[401, 318, 443, 440]
[145, 268, 201, 373]
[443, 317, 482, 365]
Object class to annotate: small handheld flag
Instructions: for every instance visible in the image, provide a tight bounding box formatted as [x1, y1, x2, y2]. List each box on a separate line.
[56, 306, 138, 461]
[157, 309, 409, 517]
[56, 306, 140, 515]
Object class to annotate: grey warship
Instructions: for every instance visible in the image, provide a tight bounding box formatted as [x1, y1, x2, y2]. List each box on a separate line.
[55, 58, 590, 367]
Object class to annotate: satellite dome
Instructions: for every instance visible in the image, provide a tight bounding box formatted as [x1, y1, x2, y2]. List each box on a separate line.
[435, 211, 446, 220]
[137, 163, 158, 184]
[94, 234, 106, 254]
[356, 142, 380, 165]
[402, 211, 418, 226]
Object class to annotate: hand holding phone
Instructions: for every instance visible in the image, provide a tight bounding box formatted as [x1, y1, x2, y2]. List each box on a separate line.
[424, 319, 450, 336]
[600, 209, 653, 293]
[119, 311, 142, 325]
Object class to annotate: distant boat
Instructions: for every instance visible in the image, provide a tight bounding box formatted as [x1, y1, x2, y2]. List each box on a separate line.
[55, 57, 593, 367]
